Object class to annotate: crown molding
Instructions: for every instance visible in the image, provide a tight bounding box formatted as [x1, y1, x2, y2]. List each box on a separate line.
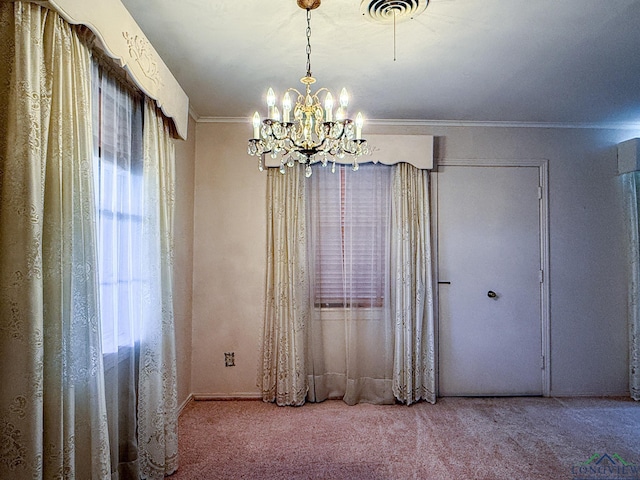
[188, 105, 201, 123]
[367, 119, 640, 130]
[197, 116, 247, 124]
[194, 115, 640, 131]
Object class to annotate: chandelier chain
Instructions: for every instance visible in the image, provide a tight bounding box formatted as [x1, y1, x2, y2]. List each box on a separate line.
[306, 9, 312, 77]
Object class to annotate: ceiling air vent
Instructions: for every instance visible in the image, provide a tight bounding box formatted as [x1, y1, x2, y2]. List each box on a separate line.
[360, 0, 429, 24]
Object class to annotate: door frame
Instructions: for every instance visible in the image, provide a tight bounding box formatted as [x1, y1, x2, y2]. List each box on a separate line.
[431, 158, 550, 396]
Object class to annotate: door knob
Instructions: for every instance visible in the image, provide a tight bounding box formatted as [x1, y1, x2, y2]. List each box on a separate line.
[487, 290, 497, 298]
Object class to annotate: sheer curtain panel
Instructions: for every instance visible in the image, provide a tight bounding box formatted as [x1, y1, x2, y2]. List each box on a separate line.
[92, 58, 144, 478]
[93, 70, 179, 476]
[307, 165, 395, 405]
[0, 3, 110, 478]
[92, 59, 179, 478]
[622, 172, 640, 401]
[262, 165, 310, 406]
[391, 163, 436, 405]
[263, 162, 436, 406]
[137, 97, 179, 477]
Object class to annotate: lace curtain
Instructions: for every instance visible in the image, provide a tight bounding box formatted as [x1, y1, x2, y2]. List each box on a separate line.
[93, 58, 144, 478]
[261, 165, 309, 406]
[0, 3, 179, 477]
[622, 172, 640, 401]
[391, 163, 436, 404]
[0, 3, 111, 477]
[262, 163, 435, 406]
[137, 97, 179, 477]
[92, 61, 179, 480]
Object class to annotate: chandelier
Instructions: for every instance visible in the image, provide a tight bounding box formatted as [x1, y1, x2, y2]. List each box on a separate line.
[247, 0, 370, 177]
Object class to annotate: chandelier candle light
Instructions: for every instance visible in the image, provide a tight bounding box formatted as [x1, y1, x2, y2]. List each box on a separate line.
[247, 0, 370, 177]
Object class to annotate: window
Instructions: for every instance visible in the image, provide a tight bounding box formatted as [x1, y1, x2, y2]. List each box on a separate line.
[308, 164, 391, 308]
[92, 62, 144, 353]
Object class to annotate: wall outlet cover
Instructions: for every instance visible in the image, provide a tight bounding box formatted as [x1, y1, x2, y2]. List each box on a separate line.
[224, 352, 235, 367]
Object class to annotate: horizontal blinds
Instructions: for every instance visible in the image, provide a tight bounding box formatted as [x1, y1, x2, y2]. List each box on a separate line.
[310, 164, 390, 307]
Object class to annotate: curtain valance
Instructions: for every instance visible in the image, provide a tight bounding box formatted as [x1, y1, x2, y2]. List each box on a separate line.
[263, 134, 434, 170]
[9, 0, 190, 140]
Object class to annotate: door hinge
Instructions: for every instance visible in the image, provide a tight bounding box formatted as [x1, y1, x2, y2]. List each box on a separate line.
[541, 355, 545, 370]
[538, 186, 543, 200]
[539, 270, 544, 283]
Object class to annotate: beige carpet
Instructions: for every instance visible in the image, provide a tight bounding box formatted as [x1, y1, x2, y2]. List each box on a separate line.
[170, 397, 640, 480]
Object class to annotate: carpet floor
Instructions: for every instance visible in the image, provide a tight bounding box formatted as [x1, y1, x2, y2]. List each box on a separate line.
[170, 397, 640, 480]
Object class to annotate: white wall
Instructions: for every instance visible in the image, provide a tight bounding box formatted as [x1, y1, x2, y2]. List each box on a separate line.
[428, 125, 631, 395]
[189, 121, 639, 397]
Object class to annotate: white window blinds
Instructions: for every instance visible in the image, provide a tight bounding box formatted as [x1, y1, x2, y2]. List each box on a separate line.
[308, 164, 391, 308]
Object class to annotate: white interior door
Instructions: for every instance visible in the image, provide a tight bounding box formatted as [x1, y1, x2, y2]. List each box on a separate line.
[437, 165, 543, 396]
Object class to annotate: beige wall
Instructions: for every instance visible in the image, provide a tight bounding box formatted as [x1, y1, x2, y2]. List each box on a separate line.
[188, 120, 639, 397]
[173, 115, 196, 407]
[191, 122, 266, 397]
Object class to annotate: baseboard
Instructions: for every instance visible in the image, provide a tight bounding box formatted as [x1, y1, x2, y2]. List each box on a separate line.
[192, 392, 263, 401]
[549, 391, 630, 398]
[178, 394, 194, 416]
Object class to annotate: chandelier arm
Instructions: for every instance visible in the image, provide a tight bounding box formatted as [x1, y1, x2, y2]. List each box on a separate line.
[318, 138, 332, 152]
[287, 87, 304, 98]
[288, 135, 312, 150]
[292, 92, 307, 110]
[343, 146, 359, 155]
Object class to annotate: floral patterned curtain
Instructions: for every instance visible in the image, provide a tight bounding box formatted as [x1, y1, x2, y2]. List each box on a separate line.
[0, 3, 110, 477]
[262, 162, 436, 407]
[0, 3, 181, 478]
[622, 172, 640, 401]
[261, 165, 310, 406]
[391, 163, 436, 405]
[138, 97, 179, 477]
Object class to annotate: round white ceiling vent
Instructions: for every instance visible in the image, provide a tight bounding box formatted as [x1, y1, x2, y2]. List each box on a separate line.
[360, 0, 429, 24]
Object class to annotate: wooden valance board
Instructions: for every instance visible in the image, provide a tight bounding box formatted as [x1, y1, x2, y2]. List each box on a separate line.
[263, 134, 434, 170]
[11, 0, 191, 140]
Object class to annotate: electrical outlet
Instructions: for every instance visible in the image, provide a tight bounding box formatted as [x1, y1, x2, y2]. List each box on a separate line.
[224, 352, 235, 367]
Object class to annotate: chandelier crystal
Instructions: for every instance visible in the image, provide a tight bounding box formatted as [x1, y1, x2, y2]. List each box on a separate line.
[247, 0, 370, 177]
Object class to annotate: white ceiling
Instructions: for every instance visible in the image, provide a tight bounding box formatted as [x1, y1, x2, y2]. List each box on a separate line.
[120, 0, 640, 126]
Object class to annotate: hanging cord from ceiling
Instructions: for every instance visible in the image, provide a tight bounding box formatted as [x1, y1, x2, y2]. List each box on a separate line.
[361, 0, 430, 61]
